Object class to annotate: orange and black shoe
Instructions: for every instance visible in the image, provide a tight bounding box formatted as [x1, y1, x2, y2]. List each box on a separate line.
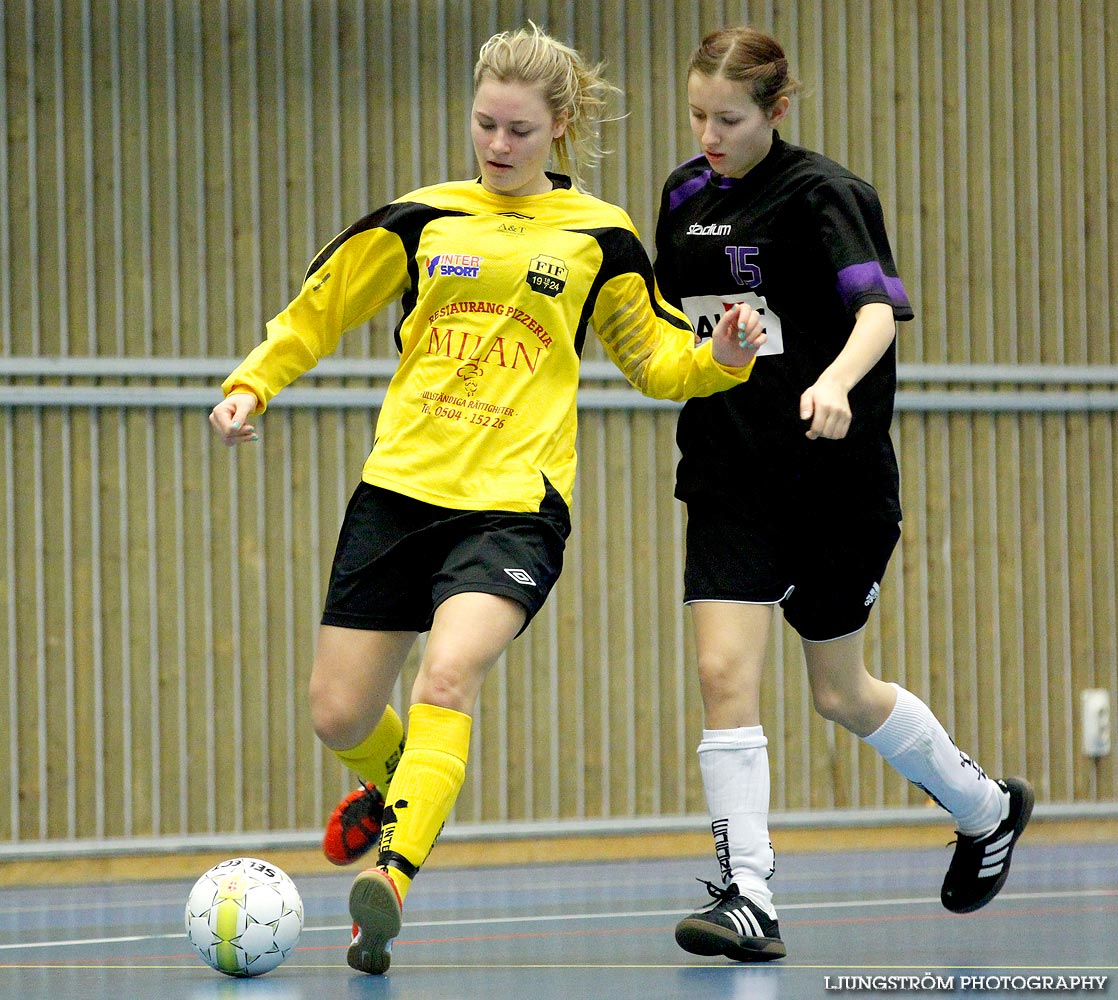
[323, 782, 385, 866]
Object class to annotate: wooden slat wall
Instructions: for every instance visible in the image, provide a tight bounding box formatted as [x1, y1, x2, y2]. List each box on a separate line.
[1, 0, 1116, 846]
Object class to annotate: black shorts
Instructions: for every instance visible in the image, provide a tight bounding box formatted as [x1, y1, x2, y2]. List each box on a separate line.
[322, 481, 570, 634]
[683, 501, 901, 642]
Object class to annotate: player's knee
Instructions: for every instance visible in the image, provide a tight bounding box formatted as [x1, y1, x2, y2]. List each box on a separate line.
[696, 649, 746, 698]
[812, 683, 875, 730]
[412, 660, 477, 714]
[810, 683, 852, 725]
[308, 673, 361, 748]
[810, 667, 887, 731]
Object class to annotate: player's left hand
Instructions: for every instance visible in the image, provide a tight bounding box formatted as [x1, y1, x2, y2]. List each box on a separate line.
[799, 376, 852, 440]
[710, 302, 766, 367]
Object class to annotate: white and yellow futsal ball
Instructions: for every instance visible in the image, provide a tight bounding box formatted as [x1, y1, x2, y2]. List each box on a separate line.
[185, 857, 304, 977]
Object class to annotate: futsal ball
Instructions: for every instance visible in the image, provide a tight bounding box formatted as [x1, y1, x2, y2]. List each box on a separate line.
[185, 856, 304, 977]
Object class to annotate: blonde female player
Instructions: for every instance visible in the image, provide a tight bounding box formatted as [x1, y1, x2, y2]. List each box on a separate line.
[653, 26, 1033, 963]
[210, 23, 767, 975]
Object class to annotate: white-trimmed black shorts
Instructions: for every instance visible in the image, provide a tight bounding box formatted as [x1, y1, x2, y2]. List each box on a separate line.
[683, 500, 901, 642]
[322, 481, 570, 634]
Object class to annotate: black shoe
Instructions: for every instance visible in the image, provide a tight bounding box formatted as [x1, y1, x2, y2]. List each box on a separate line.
[941, 777, 1034, 913]
[675, 880, 786, 962]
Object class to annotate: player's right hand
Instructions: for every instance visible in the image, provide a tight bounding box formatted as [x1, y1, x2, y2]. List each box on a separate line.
[209, 391, 260, 446]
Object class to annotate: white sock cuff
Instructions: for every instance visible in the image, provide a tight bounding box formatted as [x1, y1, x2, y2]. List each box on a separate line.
[862, 684, 928, 757]
[699, 725, 767, 751]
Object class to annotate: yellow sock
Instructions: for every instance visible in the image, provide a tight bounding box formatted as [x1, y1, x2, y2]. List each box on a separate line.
[332, 705, 405, 788]
[377, 703, 472, 903]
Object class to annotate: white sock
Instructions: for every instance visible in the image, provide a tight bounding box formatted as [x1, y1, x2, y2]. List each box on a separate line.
[863, 683, 1006, 835]
[698, 726, 776, 917]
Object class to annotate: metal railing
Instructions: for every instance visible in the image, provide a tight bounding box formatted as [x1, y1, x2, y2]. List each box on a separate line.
[4, 358, 1118, 411]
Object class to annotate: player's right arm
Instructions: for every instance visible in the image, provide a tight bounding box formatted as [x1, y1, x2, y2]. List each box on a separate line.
[209, 204, 416, 446]
[221, 215, 411, 413]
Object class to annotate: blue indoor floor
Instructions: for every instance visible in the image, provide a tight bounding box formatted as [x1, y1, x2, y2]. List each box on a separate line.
[1, 839, 1114, 1000]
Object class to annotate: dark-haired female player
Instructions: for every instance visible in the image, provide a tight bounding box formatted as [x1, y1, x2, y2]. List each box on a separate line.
[654, 25, 1032, 964]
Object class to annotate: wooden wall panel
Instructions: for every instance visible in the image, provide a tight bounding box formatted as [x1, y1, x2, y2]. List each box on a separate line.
[1, 0, 1117, 849]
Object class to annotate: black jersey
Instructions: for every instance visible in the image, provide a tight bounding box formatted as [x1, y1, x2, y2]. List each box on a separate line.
[654, 133, 914, 514]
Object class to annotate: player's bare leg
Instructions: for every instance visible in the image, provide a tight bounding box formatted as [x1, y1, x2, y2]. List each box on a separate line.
[804, 630, 1032, 913]
[675, 601, 786, 962]
[348, 594, 525, 974]
[310, 625, 415, 751]
[312, 626, 414, 866]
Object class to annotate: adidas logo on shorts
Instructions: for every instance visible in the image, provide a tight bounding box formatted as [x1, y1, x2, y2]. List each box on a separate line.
[504, 568, 536, 586]
[864, 582, 881, 607]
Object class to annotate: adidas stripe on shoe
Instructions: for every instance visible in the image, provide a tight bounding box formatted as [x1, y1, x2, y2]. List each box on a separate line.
[675, 880, 786, 963]
[941, 776, 1034, 914]
[323, 782, 385, 866]
[347, 867, 403, 975]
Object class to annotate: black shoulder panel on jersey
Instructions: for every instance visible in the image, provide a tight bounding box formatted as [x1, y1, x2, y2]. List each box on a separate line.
[304, 200, 470, 353]
[572, 226, 691, 357]
[304, 200, 468, 282]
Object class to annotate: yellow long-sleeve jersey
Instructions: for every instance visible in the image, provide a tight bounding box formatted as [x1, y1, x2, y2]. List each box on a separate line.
[222, 174, 754, 513]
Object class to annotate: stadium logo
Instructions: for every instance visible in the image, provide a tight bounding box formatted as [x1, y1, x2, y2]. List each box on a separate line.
[425, 253, 483, 279]
[687, 223, 732, 236]
[526, 254, 567, 297]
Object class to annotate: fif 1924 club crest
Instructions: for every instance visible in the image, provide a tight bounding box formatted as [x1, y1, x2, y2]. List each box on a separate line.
[526, 254, 567, 297]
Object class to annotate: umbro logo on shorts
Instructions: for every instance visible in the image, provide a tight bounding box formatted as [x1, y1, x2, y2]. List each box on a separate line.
[504, 568, 536, 586]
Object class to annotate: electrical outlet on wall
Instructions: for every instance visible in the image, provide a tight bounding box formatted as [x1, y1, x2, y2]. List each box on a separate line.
[1081, 689, 1112, 757]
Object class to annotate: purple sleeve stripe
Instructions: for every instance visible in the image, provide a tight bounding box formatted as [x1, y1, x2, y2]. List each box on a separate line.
[835, 261, 911, 310]
[668, 170, 711, 212]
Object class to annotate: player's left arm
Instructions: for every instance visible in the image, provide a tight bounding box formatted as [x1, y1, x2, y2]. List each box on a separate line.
[803, 177, 912, 441]
[799, 301, 895, 440]
[589, 219, 763, 400]
[594, 275, 763, 400]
